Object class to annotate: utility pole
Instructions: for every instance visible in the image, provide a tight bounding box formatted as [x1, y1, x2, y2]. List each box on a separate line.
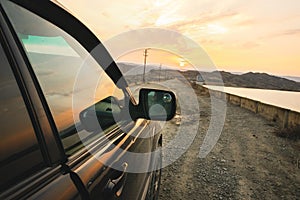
[158, 63, 162, 82]
[165, 67, 167, 80]
[143, 48, 150, 83]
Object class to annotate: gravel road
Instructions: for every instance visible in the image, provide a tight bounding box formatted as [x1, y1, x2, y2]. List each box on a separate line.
[159, 85, 300, 200]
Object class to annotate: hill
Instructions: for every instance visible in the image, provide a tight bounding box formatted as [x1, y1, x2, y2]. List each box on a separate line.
[199, 71, 300, 92]
[116, 62, 300, 92]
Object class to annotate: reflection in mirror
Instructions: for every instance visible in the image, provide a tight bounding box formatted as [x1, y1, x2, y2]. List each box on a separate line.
[147, 91, 173, 119]
[140, 89, 176, 121]
[162, 93, 172, 103]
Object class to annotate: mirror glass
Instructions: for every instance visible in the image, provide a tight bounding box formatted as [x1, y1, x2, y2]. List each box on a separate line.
[146, 90, 175, 120]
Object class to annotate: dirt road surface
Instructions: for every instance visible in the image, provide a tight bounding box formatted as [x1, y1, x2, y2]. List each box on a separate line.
[159, 85, 300, 200]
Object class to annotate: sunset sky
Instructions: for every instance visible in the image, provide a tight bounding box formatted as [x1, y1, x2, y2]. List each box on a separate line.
[58, 0, 300, 76]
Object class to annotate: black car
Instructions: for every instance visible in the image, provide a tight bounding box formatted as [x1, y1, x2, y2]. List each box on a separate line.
[0, 0, 176, 199]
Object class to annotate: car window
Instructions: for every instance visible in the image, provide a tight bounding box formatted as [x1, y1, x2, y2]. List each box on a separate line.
[2, 1, 127, 156]
[0, 40, 45, 192]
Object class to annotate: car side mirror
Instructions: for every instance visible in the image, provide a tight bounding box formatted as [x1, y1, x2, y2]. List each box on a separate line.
[130, 88, 176, 121]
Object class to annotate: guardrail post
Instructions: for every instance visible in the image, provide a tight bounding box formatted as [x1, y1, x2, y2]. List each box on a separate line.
[283, 110, 289, 129]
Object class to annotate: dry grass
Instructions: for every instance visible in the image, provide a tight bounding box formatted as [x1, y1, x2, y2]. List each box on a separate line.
[276, 125, 300, 141]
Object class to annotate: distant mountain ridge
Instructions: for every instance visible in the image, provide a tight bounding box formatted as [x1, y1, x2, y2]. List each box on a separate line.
[200, 71, 300, 92]
[116, 62, 300, 92]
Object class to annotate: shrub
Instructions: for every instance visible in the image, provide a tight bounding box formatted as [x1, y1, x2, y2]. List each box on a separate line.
[276, 125, 300, 141]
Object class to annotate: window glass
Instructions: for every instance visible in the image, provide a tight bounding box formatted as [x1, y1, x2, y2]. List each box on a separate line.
[0, 41, 44, 192]
[3, 1, 126, 155]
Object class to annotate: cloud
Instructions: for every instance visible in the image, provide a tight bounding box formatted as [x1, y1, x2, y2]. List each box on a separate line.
[234, 19, 256, 26]
[36, 70, 55, 76]
[262, 28, 300, 39]
[240, 41, 261, 49]
[279, 29, 300, 36]
[101, 12, 110, 18]
[165, 11, 239, 31]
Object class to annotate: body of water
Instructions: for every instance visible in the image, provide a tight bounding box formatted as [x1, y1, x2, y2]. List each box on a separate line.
[204, 85, 300, 113]
[282, 76, 300, 83]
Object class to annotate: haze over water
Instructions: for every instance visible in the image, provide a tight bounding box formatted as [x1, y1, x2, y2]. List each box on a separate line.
[205, 85, 300, 113]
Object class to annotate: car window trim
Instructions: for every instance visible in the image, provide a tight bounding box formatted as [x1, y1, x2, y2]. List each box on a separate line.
[0, 5, 94, 199]
[0, 4, 66, 165]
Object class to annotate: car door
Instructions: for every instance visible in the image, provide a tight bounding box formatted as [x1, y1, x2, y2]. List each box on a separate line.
[1, 0, 161, 199]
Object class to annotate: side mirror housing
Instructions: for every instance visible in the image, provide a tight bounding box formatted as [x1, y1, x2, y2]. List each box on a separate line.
[130, 88, 176, 121]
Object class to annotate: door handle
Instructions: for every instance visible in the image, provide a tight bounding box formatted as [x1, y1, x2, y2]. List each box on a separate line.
[105, 162, 128, 197]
